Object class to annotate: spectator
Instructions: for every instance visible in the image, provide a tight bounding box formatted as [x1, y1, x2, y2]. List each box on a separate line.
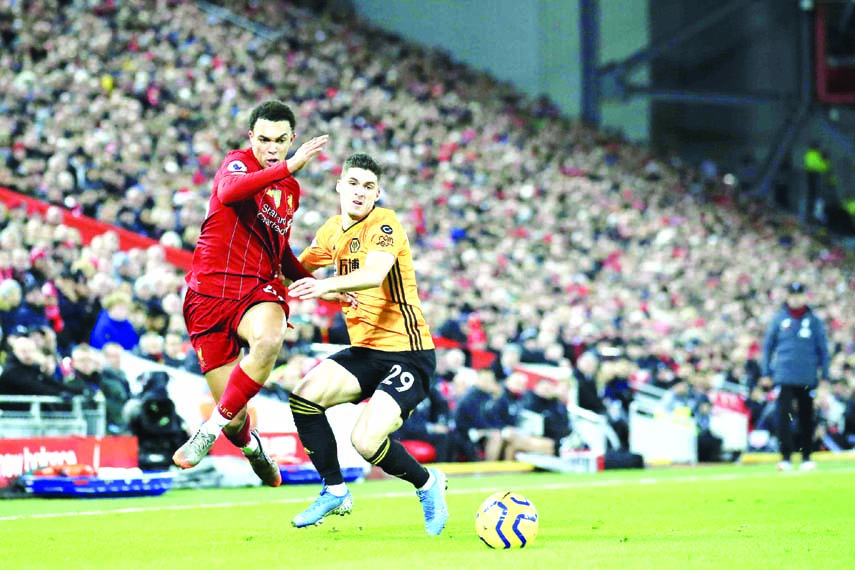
[491, 371, 559, 460]
[658, 379, 695, 416]
[29, 325, 61, 378]
[490, 372, 528, 429]
[453, 368, 504, 461]
[141, 303, 170, 337]
[0, 334, 67, 407]
[101, 342, 128, 383]
[0, 278, 23, 347]
[519, 378, 573, 456]
[575, 350, 629, 450]
[134, 332, 165, 364]
[61, 344, 96, 392]
[162, 332, 197, 372]
[54, 268, 100, 352]
[89, 290, 140, 350]
[13, 282, 49, 332]
[761, 282, 830, 471]
[265, 352, 316, 396]
[747, 375, 778, 434]
[599, 356, 636, 416]
[434, 347, 474, 411]
[491, 342, 523, 382]
[813, 378, 853, 452]
[99, 341, 132, 430]
[393, 383, 454, 463]
[574, 351, 606, 415]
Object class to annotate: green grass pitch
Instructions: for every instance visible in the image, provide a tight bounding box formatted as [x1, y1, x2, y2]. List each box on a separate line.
[2, 461, 854, 569]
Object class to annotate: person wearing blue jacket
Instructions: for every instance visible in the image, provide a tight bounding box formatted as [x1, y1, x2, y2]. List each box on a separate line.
[761, 282, 830, 472]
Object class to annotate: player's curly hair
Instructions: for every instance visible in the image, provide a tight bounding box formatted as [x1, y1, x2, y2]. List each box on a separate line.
[343, 153, 382, 180]
[249, 100, 296, 131]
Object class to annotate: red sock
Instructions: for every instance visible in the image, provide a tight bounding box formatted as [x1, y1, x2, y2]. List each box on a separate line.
[224, 416, 252, 448]
[217, 365, 263, 422]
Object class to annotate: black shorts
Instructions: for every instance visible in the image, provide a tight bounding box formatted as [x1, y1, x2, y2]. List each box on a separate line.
[328, 347, 436, 420]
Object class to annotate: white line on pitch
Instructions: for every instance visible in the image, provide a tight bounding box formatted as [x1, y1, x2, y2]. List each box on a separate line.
[2, 465, 853, 522]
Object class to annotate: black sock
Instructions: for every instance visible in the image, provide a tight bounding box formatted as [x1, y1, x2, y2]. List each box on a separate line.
[289, 394, 343, 486]
[366, 438, 429, 488]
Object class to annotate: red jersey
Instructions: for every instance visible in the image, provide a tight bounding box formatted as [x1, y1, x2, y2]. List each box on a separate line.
[186, 148, 309, 299]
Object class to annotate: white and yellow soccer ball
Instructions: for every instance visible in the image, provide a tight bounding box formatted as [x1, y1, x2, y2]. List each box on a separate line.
[475, 491, 539, 549]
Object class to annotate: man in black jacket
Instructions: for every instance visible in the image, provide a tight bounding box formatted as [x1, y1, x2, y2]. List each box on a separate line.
[452, 369, 503, 461]
[0, 334, 68, 410]
[66, 344, 130, 433]
[521, 378, 572, 455]
[573, 351, 629, 450]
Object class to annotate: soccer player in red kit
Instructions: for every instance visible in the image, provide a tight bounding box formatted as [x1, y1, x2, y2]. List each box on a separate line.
[173, 100, 328, 486]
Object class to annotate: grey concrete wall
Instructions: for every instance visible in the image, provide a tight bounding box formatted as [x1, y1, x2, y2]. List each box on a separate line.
[352, 0, 650, 141]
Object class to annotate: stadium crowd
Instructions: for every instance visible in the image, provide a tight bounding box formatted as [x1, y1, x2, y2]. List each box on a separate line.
[1, 0, 854, 459]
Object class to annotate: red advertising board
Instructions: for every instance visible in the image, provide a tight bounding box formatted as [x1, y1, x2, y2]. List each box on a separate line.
[0, 436, 138, 487]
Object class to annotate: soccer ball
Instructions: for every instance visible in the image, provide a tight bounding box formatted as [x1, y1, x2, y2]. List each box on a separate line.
[475, 491, 539, 549]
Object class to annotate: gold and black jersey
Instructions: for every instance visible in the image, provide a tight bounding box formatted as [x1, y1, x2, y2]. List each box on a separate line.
[299, 207, 434, 352]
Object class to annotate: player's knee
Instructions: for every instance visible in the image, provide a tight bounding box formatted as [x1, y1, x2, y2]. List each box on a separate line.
[291, 375, 322, 403]
[351, 430, 385, 460]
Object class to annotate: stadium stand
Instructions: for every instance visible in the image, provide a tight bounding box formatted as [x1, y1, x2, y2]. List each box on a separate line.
[1, 0, 854, 469]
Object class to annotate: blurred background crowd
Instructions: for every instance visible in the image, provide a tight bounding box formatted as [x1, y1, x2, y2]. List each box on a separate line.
[1, 0, 854, 461]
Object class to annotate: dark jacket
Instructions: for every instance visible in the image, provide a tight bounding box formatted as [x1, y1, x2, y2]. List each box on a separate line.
[488, 388, 524, 428]
[761, 305, 830, 387]
[574, 368, 607, 415]
[453, 386, 496, 431]
[0, 353, 69, 411]
[521, 391, 572, 444]
[397, 385, 451, 438]
[0, 353, 67, 397]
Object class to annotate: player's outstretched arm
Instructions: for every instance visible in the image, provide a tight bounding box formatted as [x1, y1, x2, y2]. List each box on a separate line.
[288, 250, 395, 300]
[218, 162, 293, 205]
[218, 135, 328, 205]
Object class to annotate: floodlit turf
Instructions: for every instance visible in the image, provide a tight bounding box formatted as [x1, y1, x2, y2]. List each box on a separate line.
[2, 462, 855, 569]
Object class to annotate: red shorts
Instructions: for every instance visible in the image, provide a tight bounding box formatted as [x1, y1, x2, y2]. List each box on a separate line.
[183, 279, 290, 374]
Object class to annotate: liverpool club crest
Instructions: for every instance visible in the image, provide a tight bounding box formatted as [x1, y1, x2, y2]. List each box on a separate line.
[266, 188, 282, 208]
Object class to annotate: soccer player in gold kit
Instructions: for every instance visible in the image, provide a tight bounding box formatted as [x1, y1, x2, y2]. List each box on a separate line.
[288, 153, 448, 535]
